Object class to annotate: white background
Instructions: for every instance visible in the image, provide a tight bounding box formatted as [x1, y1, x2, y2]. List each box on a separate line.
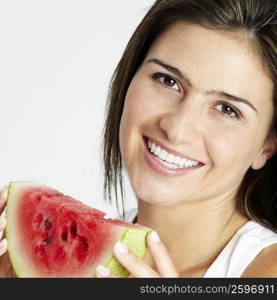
[0, 0, 154, 218]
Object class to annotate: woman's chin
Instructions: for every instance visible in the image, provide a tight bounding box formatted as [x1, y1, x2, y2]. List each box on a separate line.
[132, 181, 186, 206]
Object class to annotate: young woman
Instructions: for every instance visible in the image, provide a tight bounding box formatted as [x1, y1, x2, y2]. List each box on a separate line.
[1, 0, 277, 277]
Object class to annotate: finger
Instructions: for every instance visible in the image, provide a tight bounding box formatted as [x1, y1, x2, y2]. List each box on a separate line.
[0, 215, 6, 239]
[113, 241, 160, 278]
[147, 231, 179, 277]
[95, 265, 116, 278]
[0, 238, 7, 256]
[0, 214, 6, 231]
[0, 186, 8, 215]
[0, 215, 7, 240]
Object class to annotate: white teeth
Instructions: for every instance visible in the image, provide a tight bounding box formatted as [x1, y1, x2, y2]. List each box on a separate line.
[160, 149, 167, 160]
[184, 160, 190, 168]
[155, 156, 180, 169]
[180, 158, 186, 166]
[146, 139, 200, 169]
[187, 161, 193, 167]
[154, 146, 161, 156]
[167, 153, 174, 163]
[174, 156, 181, 165]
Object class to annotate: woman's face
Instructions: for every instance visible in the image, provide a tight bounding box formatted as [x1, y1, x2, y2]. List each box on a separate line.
[119, 23, 274, 206]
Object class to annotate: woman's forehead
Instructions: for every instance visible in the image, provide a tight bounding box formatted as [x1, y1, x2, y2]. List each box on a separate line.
[143, 22, 274, 115]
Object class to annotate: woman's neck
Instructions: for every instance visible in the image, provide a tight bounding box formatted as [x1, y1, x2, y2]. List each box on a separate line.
[136, 197, 250, 277]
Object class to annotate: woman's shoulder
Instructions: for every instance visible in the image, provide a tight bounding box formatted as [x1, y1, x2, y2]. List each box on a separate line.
[241, 243, 277, 277]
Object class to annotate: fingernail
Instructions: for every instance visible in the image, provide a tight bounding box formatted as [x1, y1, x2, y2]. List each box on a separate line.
[96, 264, 111, 277]
[150, 231, 160, 243]
[0, 238, 7, 255]
[114, 241, 128, 255]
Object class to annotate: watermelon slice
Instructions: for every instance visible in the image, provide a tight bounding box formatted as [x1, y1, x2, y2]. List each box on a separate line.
[6, 181, 150, 278]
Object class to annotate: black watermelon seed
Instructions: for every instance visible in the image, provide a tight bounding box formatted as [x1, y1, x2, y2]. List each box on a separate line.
[43, 236, 52, 245]
[70, 222, 77, 238]
[61, 229, 68, 242]
[44, 218, 52, 230]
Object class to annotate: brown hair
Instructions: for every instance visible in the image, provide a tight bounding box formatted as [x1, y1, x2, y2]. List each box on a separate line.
[101, 0, 277, 228]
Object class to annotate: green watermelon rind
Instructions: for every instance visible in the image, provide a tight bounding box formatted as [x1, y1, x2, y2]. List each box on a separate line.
[104, 227, 151, 278]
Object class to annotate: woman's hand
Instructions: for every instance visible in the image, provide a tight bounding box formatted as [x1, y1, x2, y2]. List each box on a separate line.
[0, 186, 15, 277]
[96, 230, 179, 278]
[0, 187, 8, 256]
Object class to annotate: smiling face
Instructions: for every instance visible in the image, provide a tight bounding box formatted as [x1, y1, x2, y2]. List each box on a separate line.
[119, 23, 274, 207]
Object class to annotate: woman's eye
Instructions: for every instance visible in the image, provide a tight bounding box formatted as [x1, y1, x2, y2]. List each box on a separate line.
[152, 73, 181, 92]
[214, 103, 241, 119]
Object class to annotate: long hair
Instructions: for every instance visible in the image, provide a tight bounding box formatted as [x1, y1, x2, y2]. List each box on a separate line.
[101, 0, 277, 228]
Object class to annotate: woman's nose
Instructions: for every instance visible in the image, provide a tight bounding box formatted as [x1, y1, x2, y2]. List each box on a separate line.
[159, 104, 201, 145]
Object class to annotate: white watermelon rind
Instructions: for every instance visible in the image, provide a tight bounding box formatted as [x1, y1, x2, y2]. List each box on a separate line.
[5, 181, 151, 278]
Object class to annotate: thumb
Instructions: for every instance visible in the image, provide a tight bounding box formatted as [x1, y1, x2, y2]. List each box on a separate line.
[0, 186, 8, 215]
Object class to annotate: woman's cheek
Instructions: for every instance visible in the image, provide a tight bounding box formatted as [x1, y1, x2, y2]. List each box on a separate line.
[206, 124, 261, 170]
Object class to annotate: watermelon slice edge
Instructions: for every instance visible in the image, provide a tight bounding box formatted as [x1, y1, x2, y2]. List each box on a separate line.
[6, 181, 151, 278]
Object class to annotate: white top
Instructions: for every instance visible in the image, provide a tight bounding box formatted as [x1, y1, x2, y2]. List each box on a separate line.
[123, 209, 277, 277]
[204, 220, 277, 277]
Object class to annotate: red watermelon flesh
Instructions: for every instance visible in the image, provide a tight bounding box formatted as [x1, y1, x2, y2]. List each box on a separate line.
[6, 182, 150, 277]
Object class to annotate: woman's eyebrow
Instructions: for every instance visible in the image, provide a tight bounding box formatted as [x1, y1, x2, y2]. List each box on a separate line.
[206, 90, 258, 115]
[145, 57, 192, 86]
[145, 57, 258, 115]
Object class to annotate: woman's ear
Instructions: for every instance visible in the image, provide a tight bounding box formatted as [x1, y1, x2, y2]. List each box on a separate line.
[251, 134, 277, 170]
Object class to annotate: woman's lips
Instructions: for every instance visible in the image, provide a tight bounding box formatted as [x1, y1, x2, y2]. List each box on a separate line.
[142, 136, 204, 177]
